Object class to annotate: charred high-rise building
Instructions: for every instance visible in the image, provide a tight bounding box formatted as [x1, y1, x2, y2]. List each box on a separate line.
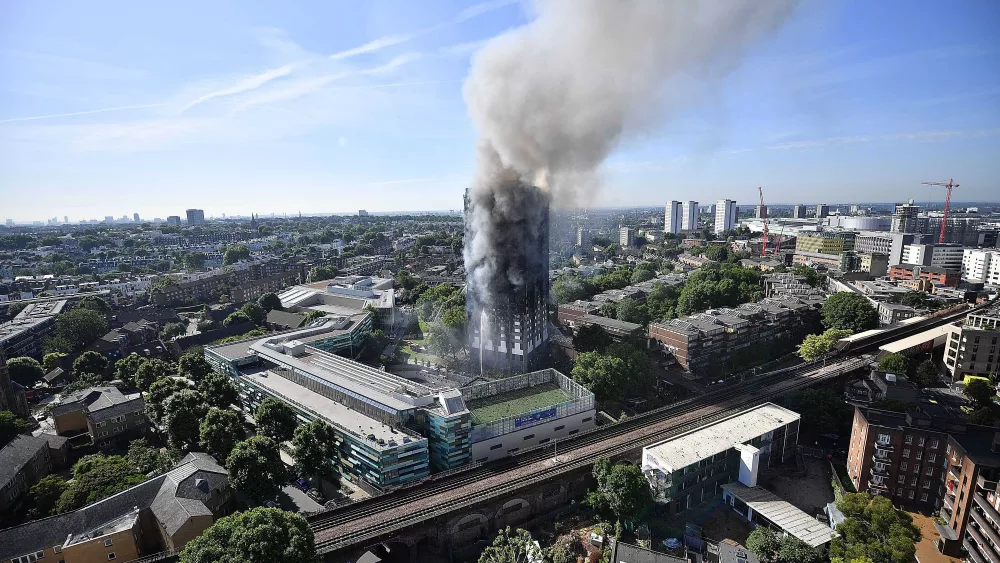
[465, 183, 550, 373]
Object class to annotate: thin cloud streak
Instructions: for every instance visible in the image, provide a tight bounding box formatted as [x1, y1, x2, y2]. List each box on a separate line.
[181, 62, 303, 112]
[0, 103, 166, 124]
[329, 34, 414, 60]
[766, 128, 1000, 150]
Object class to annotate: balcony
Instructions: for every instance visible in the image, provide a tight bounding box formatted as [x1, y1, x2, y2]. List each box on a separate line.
[965, 536, 989, 563]
[875, 442, 894, 453]
[872, 452, 891, 464]
[868, 479, 889, 492]
[970, 507, 1000, 552]
[968, 517, 1000, 563]
[974, 491, 1000, 526]
[870, 465, 889, 478]
[943, 494, 955, 511]
[978, 474, 999, 492]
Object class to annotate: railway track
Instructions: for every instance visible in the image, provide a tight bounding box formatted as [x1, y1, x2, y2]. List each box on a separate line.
[313, 356, 868, 553]
[309, 301, 982, 553]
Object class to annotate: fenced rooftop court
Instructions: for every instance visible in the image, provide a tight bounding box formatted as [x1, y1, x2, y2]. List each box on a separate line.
[466, 382, 571, 425]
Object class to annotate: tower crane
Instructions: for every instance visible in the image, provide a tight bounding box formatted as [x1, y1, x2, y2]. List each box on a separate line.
[921, 178, 959, 244]
[758, 186, 768, 255]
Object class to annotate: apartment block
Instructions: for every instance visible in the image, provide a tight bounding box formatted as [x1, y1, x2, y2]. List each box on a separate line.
[938, 429, 1000, 557]
[963, 249, 1000, 284]
[891, 202, 921, 233]
[902, 243, 965, 271]
[620, 227, 635, 247]
[52, 386, 147, 447]
[854, 231, 919, 267]
[794, 232, 856, 255]
[846, 407, 949, 510]
[0, 300, 67, 358]
[682, 201, 699, 231]
[664, 201, 683, 234]
[816, 204, 830, 218]
[888, 265, 961, 288]
[714, 200, 737, 233]
[575, 227, 592, 247]
[648, 295, 820, 375]
[792, 205, 807, 219]
[945, 305, 1000, 380]
[0, 434, 69, 517]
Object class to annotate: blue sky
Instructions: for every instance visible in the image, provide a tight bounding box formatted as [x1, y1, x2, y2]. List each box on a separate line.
[1, 0, 998, 222]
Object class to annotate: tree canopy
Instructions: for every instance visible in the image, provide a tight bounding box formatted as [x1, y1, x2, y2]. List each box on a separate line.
[830, 493, 920, 563]
[56, 454, 147, 512]
[223, 310, 253, 327]
[676, 263, 762, 316]
[877, 353, 909, 375]
[227, 436, 286, 502]
[179, 351, 214, 382]
[222, 244, 251, 265]
[797, 328, 852, 361]
[572, 324, 613, 354]
[478, 527, 539, 563]
[787, 388, 852, 437]
[163, 389, 209, 450]
[585, 458, 652, 524]
[255, 397, 299, 442]
[179, 507, 318, 563]
[292, 420, 340, 482]
[46, 308, 110, 353]
[146, 377, 192, 425]
[964, 379, 996, 410]
[198, 371, 240, 409]
[258, 292, 283, 312]
[747, 527, 823, 563]
[822, 292, 878, 333]
[914, 360, 939, 388]
[133, 358, 174, 390]
[0, 410, 31, 447]
[77, 295, 112, 314]
[200, 407, 246, 460]
[72, 350, 109, 377]
[7, 356, 44, 386]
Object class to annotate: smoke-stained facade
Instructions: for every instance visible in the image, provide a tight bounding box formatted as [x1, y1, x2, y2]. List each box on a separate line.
[465, 183, 550, 373]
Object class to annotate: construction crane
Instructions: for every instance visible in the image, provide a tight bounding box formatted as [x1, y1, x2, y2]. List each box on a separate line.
[921, 178, 959, 244]
[758, 185, 769, 255]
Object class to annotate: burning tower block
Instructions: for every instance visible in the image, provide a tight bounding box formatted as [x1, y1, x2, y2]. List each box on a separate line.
[465, 182, 550, 373]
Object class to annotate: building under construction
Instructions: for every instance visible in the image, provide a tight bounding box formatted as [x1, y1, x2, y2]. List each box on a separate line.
[465, 184, 550, 373]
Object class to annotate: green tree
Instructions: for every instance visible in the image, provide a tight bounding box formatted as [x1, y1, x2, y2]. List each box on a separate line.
[26, 474, 68, 518]
[184, 252, 206, 271]
[830, 493, 919, 563]
[573, 324, 613, 353]
[222, 244, 251, 265]
[48, 308, 110, 353]
[551, 275, 593, 304]
[777, 535, 823, 563]
[163, 389, 209, 450]
[179, 507, 318, 563]
[7, 356, 45, 385]
[292, 420, 340, 482]
[256, 397, 298, 442]
[126, 438, 176, 476]
[704, 245, 729, 262]
[178, 352, 214, 382]
[572, 352, 629, 401]
[134, 358, 174, 390]
[146, 377, 192, 425]
[479, 527, 538, 563]
[223, 310, 252, 327]
[57, 454, 146, 512]
[746, 527, 780, 562]
[615, 298, 648, 325]
[226, 436, 286, 502]
[792, 264, 824, 287]
[0, 410, 31, 447]
[822, 292, 878, 332]
[114, 354, 145, 383]
[964, 379, 995, 410]
[72, 350, 109, 377]
[159, 321, 186, 341]
[630, 268, 655, 284]
[42, 352, 67, 372]
[870, 398, 913, 413]
[797, 328, 852, 361]
[587, 458, 652, 523]
[914, 360, 939, 388]
[788, 388, 852, 436]
[198, 371, 240, 409]
[258, 292, 282, 312]
[238, 302, 267, 326]
[77, 295, 112, 314]
[200, 407, 247, 460]
[62, 372, 106, 393]
[877, 353, 909, 374]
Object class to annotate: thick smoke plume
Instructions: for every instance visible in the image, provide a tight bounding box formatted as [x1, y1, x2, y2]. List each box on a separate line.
[464, 0, 797, 314]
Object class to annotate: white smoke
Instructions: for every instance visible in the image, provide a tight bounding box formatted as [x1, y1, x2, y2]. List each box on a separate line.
[463, 0, 798, 313]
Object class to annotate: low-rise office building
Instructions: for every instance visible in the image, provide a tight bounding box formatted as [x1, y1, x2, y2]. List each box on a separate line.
[878, 302, 921, 326]
[641, 403, 800, 518]
[888, 264, 961, 288]
[52, 386, 147, 447]
[206, 324, 593, 490]
[278, 275, 396, 330]
[0, 453, 232, 563]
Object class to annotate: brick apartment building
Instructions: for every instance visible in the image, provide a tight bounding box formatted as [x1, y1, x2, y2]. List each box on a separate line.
[648, 295, 821, 375]
[846, 404, 1000, 559]
[52, 386, 147, 447]
[152, 260, 305, 306]
[888, 264, 960, 288]
[847, 406, 950, 510]
[0, 434, 69, 517]
[945, 304, 1000, 381]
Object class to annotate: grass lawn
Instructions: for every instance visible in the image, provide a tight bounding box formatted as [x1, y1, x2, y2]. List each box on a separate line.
[401, 320, 442, 365]
[467, 383, 571, 424]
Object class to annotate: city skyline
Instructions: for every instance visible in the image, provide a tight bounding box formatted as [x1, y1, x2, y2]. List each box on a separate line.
[2, 0, 999, 221]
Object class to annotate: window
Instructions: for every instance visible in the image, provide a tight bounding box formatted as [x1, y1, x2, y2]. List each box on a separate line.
[568, 429, 579, 435]
[12, 552, 45, 563]
[554, 425, 565, 431]
[925, 466, 934, 476]
[108, 555, 116, 561]
[53, 546, 62, 554]
[901, 462, 908, 471]
[911, 477, 918, 486]
[523, 434, 535, 441]
[921, 493, 929, 502]
[897, 487, 904, 496]
[903, 448, 910, 458]
[878, 433, 891, 444]
[908, 490, 915, 499]
[105, 539, 113, 547]
[96, 421, 106, 427]
[582, 417, 592, 423]
[928, 454, 936, 463]
[905, 435, 913, 444]
[918, 437, 925, 447]
[897, 475, 905, 483]
[916, 451, 923, 460]
[489, 444, 503, 450]
[933, 440, 940, 449]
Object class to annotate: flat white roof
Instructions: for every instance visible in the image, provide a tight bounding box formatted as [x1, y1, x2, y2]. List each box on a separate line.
[644, 403, 799, 470]
[243, 371, 423, 450]
[723, 483, 833, 547]
[879, 324, 953, 355]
